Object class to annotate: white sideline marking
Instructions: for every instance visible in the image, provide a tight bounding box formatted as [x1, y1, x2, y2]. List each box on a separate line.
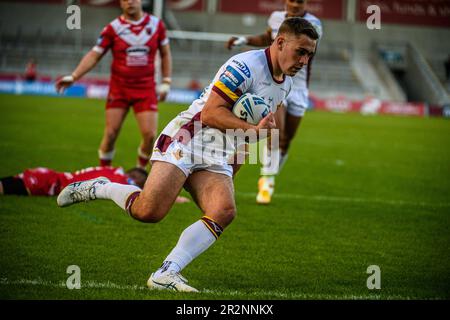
[0, 278, 438, 300]
[0, 278, 146, 291]
[236, 192, 450, 208]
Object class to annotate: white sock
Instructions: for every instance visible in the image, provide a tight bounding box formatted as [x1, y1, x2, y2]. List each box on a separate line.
[260, 143, 280, 176]
[154, 218, 222, 277]
[95, 182, 141, 211]
[98, 149, 115, 161]
[279, 152, 288, 173]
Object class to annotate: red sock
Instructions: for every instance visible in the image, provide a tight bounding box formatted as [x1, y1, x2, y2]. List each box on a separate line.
[137, 147, 150, 169]
[98, 149, 115, 167]
[137, 155, 149, 168]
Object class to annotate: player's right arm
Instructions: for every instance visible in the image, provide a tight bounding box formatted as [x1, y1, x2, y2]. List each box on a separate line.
[55, 50, 103, 93]
[55, 24, 113, 94]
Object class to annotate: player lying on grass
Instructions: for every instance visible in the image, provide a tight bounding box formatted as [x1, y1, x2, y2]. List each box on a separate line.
[0, 166, 189, 203]
[57, 17, 318, 292]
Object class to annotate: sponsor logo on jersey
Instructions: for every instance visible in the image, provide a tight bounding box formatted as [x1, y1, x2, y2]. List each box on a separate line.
[219, 66, 245, 92]
[231, 59, 251, 78]
[126, 46, 149, 55]
[126, 46, 150, 66]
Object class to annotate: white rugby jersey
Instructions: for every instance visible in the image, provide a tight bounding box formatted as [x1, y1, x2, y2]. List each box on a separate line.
[157, 49, 292, 163]
[268, 11, 322, 89]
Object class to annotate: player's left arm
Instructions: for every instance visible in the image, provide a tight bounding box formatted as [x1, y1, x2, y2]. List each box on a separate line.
[158, 43, 172, 101]
[157, 20, 172, 102]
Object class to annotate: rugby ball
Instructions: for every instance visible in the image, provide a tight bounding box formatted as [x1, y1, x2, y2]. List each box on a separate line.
[232, 93, 270, 125]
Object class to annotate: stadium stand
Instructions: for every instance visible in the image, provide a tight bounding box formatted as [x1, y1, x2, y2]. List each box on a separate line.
[0, 0, 449, 109]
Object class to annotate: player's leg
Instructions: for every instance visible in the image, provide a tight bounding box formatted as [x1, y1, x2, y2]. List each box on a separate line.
[134, 110, 158, 170]
[280, 113, 303, 160]
[128, 161, 187, 222]
[133, 93, 158, 169]
[98, 108, 128, 166]
[57, 161, 187, 223]
[257, 88, 308, 204]
[98, 91, 129, 166]
[149, 169, 235, 292]
[279, 87, 308, 169]
[257, 104, 285, 204]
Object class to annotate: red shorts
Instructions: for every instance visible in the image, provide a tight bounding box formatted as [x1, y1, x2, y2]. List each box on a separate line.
[18, 168, 70, 196]
[106, 82, 158, 113]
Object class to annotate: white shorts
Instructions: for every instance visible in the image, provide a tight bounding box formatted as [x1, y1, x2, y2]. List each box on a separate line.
[283, 87, 309, 117]
[151, 134, 234, 178]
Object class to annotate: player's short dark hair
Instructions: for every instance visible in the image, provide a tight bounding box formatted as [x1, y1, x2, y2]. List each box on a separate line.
[126, 167, 148, 178]
[277, 17, 319, 41]
[0, 176, 28, 195]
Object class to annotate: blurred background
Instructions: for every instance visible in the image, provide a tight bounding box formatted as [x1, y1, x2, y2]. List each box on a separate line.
[0, 0, 449, 116]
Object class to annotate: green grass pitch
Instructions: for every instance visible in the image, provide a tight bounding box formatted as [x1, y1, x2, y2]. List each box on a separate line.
[0, 94, 449, 299]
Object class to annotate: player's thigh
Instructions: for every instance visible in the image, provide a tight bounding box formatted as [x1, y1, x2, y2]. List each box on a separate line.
[284, 113, 303, 139]
[132, 92, 158, 114]
[134, 110, 158, 138]
[185, 170, 236, 228]
[104, 108, 129, 133]
[132, 161, 187, 222]
[284, 88, 307, 139]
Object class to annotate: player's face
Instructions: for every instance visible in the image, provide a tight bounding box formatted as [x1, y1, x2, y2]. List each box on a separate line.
[120, 0, 142, 16]
[278, 33, 316, 77]
[285, 0, 307, 17]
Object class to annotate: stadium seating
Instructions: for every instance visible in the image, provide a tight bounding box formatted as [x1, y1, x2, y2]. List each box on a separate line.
[1, 1, 449, 105]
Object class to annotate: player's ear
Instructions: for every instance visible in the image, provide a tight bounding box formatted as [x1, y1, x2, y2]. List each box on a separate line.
[276, 36, 285, 51]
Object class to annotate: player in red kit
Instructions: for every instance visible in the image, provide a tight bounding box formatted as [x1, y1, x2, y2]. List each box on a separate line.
[0, 166, 146, 196]
[0, 166, 189, 203]
[55, 0, 172, 170]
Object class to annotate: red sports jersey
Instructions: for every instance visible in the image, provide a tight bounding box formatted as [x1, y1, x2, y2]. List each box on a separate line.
[18, 166, 131, 196]
[93, 13, 169, 89]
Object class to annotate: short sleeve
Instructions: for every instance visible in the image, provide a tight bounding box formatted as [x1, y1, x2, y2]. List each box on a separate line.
[92, 24, 114, 54]
[211, 58, 253, 106]
[158, 20, 169, 47]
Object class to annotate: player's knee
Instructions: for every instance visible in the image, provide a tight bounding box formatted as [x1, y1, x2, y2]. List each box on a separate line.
[131, 205, 165, 223]
[104, 128, 120, 142]
[133, 209, 164, 223]
[139, 214, 164, 223]
[141, 130, 156, 143]
[216, 206, 237, 227]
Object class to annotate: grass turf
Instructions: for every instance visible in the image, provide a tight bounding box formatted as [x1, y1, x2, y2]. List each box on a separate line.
[0, 94, 449, 299]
